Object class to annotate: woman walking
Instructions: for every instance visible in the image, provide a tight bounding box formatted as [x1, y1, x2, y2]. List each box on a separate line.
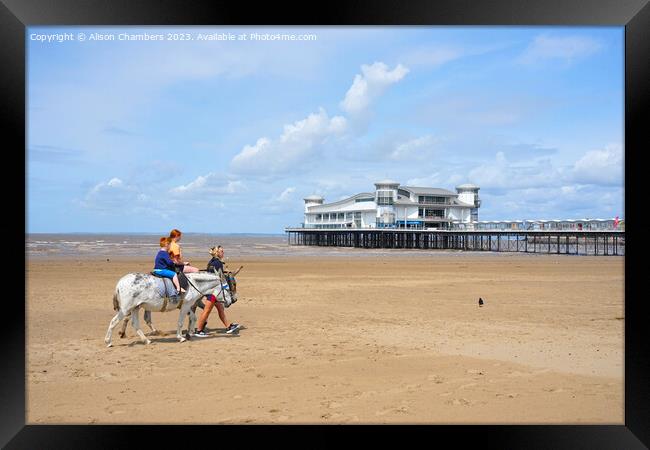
[195, 245, 241, 337]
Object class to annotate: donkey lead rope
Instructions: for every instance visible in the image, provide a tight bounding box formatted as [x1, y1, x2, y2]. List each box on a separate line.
[183, 272, 221, 298]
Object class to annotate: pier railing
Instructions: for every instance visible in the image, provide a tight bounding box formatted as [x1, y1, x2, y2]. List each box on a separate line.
[284, 229, 625, 256]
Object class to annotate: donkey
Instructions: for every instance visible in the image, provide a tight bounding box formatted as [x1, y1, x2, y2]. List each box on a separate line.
[116, 267, 242, 339]
[104, 271, 224, 347]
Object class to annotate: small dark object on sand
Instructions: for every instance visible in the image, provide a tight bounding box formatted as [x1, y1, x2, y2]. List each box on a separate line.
[107, 258, 110, 261]
[478, 298, 484, 307]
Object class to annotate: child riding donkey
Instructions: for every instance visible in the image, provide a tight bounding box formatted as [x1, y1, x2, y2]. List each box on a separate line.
[152, 237, 185, 295]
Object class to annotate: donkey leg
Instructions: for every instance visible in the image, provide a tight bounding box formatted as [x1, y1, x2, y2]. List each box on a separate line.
[131, 308, 151, 345]
[118, 311, 131, 338]
[105, 310, 126, 347]
[187, 308, 197, 337]
[177, 308, 187, 342]
[143, 310, 159, 335]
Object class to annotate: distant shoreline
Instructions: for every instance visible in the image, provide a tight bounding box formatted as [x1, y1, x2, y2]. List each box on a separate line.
[25, 233, 622, 260]
[26, 232, 286, 237]
[26, 233, 568, 260]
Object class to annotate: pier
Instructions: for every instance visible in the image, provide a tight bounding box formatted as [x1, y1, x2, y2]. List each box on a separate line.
[285, 229, 625, 256]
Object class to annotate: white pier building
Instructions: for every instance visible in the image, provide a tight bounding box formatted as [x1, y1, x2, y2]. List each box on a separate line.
[303, 180, 481, 230]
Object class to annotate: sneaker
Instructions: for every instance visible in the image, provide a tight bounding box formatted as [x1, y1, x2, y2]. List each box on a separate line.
[226, 323, 241, 334]
[194, 329, 210, 338]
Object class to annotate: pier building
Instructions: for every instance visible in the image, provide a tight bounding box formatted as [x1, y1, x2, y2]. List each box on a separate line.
[302, 180, 480, 230]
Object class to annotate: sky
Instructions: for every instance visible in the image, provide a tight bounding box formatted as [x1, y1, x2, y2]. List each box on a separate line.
[27, 26, 624, 233]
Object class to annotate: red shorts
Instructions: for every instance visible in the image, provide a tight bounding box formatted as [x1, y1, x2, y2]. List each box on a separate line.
[206, 294, 217, 303]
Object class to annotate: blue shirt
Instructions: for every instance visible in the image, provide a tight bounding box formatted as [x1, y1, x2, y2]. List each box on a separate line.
[207, 257, 224, 273]
[154, 250, 176, 271]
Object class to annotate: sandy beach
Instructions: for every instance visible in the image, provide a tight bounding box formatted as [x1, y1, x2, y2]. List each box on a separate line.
[26, 253, 624, 424]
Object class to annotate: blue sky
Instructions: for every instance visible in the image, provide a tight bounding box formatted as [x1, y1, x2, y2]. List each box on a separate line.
[27, 26, 624, 233]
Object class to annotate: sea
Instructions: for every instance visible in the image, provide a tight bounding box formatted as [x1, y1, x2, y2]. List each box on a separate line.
[25, 233, 520, 260]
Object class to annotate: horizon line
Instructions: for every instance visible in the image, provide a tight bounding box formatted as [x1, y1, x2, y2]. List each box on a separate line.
[25, 231, 287, 235]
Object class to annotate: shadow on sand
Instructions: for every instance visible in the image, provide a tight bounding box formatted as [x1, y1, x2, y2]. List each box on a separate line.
[120, 326, 245, 346]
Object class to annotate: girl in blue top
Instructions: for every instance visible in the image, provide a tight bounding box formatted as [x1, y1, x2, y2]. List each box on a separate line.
[153, 237, 185, 294]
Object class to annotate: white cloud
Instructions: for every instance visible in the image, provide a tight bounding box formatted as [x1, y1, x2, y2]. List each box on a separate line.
[389, 135, 438, 160]
[230, 61, 410, 174]
[87, 177, 129, 199]
[406, 172, 464, 188]
[80, 177, 154, 215]
[405, 172, 444, 186]
[261, 186, 298, 214]
[304, 174, 391, 203]
[230, 108, 347, 174]
[170, 173, 245, 196]
[478, 184, 623, 221]
[467, 151, 564, 191]
[448, 145, 624, 220]
[518, 34, 602, 66]
[340, 62, 409, 115]
[276, 187, 295, 202]
[571, 144, 623, 186]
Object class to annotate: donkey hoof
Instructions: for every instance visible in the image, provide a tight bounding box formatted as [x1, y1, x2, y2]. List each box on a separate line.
[145, 339, 152, 345]
[179, 336, 186, 343]
[119, 333, 126, 339]
[106, 342, 113, 348]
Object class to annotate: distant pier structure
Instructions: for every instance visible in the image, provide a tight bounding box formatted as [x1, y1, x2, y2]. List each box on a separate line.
[285, 228, 624, 256]
[286, 180, 624, 256]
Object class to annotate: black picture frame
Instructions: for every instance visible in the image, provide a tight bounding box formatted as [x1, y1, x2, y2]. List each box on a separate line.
[5, 0, 648, 447]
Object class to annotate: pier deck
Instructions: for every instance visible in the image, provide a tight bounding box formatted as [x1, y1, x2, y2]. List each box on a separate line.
[285, 228, 625, 256]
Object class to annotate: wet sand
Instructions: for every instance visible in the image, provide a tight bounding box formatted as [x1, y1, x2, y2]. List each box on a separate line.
[26, 254, 624, 424]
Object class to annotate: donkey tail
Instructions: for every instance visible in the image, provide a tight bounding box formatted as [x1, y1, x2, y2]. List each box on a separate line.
[113, 288, 120, 311]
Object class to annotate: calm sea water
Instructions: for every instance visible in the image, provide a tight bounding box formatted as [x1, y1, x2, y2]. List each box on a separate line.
[25, 233, 525, 260]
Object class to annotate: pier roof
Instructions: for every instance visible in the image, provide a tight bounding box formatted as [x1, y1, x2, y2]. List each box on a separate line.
[307, 193, 376, 212]
[402, 186, 456, 196]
